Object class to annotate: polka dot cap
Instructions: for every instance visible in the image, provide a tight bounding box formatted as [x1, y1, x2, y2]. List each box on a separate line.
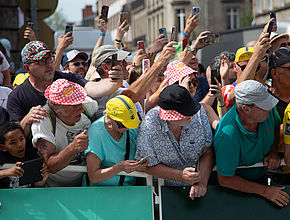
[45, 79, 87, 105]
[165, 60, 197, 85]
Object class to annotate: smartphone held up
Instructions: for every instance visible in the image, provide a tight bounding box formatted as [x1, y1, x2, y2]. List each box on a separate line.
[65, 24, 73, 37]
[100, 5, 109, 22]
[137, 41, 146, 53]
[203, 33, 220, 44]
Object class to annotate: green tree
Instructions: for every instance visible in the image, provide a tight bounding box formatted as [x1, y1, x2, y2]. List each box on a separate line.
[44, 9, 67, 32]
[240, 10, 253, 27]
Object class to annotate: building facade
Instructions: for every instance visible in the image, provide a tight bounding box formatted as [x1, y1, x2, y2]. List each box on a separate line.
[95, 0, 252, 51]
[252, 0, 290, 25]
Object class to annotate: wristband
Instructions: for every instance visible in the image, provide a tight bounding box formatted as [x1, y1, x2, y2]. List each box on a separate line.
[100, 33, 106, 37]
[115, 39, 122, 43]
[182, 32, 190, 38]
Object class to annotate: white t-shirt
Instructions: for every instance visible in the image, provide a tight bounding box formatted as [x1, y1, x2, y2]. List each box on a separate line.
[0, 51, 10, 85]
[0, 86, 12, 109]
[31, 97, 98, 187]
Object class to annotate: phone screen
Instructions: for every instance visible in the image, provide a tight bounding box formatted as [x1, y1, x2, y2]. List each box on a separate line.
[65, 24, 73, 37]
[101, 5, 109, 22]
[192, 7, 200, 17]
[159, 28, 168, 38]
[120, 12, 128, 23]
[142, 59, 150, 75]
[203, 33, 220, 44]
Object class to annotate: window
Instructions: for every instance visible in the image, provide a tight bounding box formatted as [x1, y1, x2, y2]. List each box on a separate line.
[266, 0, 273, 10]
[226, 8, 239, 29]
[256, 0, 262, 14]
[176, 9, 185, 40]
[277, 0, 285, 7]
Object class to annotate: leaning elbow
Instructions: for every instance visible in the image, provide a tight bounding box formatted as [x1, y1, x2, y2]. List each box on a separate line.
[217, 174, 229, 187]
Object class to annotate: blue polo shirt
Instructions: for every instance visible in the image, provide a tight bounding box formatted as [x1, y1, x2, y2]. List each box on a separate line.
[214, 105, 280, 180]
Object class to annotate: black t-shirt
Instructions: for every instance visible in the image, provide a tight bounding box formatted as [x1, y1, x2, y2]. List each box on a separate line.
[7, 71, 88, 121]
[0, 146, 39, 188]
[0, 106, 9, 126]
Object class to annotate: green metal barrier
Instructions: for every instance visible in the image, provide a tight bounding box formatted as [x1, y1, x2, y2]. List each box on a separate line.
[0, 186, 153, 220]
[161, 185, 290, 220]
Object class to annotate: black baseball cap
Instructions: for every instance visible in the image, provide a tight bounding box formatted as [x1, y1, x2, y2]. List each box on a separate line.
[158, 84, 201, 116]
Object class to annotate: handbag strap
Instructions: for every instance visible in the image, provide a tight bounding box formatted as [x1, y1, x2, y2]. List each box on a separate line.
[119, 130, 130, 186]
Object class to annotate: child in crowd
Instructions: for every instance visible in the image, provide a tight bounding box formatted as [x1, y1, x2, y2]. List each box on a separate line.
[0, 122, 48, 188]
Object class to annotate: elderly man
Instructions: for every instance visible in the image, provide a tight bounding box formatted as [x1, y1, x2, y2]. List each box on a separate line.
[86, 95, 146, 186]
[7, 41, 122, 136]
[62, 50, 88, 78]
[270, 33, 290, 52]
[31, 79, 98, 187]
[214, 80, 289, 207]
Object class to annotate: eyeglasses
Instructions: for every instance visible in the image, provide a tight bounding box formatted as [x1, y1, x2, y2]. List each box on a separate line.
[72, 61, 87, 67]
[190, 78, 199, 87]
[28, 55, 55, 66]
[278, 66, 290, 71]
[115, 120, 126, 129]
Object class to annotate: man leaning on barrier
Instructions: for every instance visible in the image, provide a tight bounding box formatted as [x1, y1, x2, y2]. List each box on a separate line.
[214, 80, 289, 207]
[31, 79, 98, 187]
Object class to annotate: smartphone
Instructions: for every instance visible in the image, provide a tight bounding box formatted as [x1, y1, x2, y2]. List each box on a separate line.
[192, 7, 200, 18]
[266, 20, 274, 37]
[270, 12, 276, 20]
[142, 59, 150, 74]
[159, 28, 168, 39]
[101, 5, 109, 22]
[139, 155, 149, 164]
[65, 24, 73, 37]
[27, 22, 34, 29]
[137, 41, 146, 53]
[203, 33, 220, 44]
[19, 158, 43, 186]
[111, 54, 117, 70]
[182, 38, 188, 51]
[170, 26, 176, 41]
[120, 12, 129, 23]
[211, 69, 217, 94]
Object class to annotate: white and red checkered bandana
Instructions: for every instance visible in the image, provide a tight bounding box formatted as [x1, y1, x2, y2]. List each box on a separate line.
[166, 60, 197, 85]
[45, 79, 87, 105]
[159, 107, 186, 121]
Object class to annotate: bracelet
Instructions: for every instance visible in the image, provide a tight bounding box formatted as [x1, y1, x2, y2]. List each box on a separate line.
[219, 103, 226, 108]
[115, 39, 122, 43]
[100, 33, 106, 37]
[182, 32, 190, 38]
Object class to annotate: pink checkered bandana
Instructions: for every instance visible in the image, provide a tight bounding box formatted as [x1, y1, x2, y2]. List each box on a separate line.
[165, 60, 197, 85]
[45, 79, 87, 105]
[159, 107, 186, 121]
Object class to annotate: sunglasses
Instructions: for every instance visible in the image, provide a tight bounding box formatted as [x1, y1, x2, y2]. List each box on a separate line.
[115, 120, 126, 129]
[190, 78, 199, 87]
[73, 61, 87, 67]
[236, 63, 261, 72]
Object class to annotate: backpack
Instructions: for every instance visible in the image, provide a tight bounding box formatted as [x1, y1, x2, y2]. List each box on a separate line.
[43, 104, 90, 136]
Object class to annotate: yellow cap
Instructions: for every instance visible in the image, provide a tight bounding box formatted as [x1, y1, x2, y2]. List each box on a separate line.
[234, 47, 255, 63]
[13, 73, 30, 89]
[106, 95, 139, 129]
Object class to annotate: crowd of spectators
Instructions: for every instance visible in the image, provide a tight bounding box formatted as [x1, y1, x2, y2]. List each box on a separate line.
[0, 11, 290, 208]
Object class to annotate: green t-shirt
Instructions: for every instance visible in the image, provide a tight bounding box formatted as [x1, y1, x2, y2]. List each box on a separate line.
[214, 105, 280, 180]
[85, 116, 138, 186]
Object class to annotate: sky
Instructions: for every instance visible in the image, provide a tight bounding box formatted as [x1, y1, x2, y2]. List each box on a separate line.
[56, 0, 96, 23]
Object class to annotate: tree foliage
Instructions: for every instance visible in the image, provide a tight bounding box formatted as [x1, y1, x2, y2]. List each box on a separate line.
[44, 9, 67, 32]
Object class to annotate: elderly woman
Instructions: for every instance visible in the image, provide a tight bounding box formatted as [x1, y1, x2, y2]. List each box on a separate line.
[135, 82, 214, 200]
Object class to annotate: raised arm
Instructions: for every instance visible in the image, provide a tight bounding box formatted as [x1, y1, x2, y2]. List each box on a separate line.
[54, 32, 73, 71]
[121, 42, 177, 103]
[114, 14, 129, 49]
